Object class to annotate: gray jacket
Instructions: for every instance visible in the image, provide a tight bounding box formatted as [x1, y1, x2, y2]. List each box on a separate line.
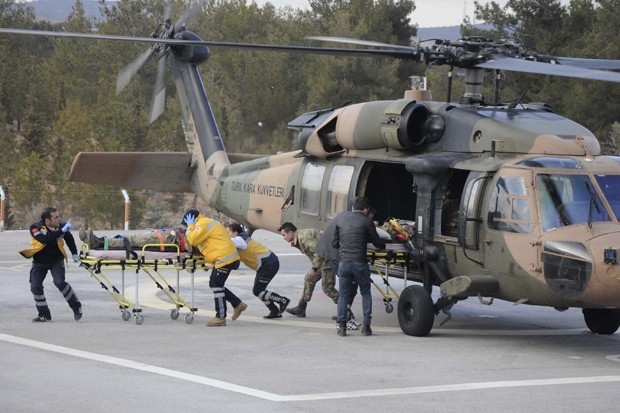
[315, 211, 348, 261]
[332, 210, 386, 262]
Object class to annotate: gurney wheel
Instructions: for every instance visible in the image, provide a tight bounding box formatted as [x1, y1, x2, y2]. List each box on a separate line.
[385, 303, 394, 313]
[171, 308, 180, 320]
[185, 313, 194, 324]
[135, 313, 145, 325]
[121, 309, 131, 321]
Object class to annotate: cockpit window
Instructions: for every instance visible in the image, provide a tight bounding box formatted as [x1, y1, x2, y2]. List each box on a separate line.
[536, 174, 611, 231]
[517, 157, 582, 169]
[594, 175, 620, 220]
[487, 176, 533, 233]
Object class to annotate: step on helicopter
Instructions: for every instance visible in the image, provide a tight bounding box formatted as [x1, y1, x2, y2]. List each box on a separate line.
[3, 0, 620, 337]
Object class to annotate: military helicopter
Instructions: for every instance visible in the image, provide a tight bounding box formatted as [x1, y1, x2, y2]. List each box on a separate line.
[3, 1, 620, 337]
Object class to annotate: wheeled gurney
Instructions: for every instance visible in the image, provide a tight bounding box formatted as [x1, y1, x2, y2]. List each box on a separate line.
[78, 243, 209, 324]
[367, 243, 414, 313]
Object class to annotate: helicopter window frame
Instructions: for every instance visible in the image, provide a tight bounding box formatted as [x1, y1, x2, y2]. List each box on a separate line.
[458, 171, 489, 250]
[300, 161, 326, 217]
[326, 164, 355, 219]
[594, 174, 620, 221]
[536, 173, 611, 230]
[487, 174, 533, 234]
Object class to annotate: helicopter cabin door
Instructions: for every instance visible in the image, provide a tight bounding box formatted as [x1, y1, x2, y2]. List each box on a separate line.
[483, 166, 539, 283]
[448, 169, 488, 271]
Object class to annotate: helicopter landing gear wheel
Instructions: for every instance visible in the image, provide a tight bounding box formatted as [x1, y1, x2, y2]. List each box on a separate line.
[121, 309, 131, 321]
[397, 285, 434, 337]
[171, 308, 180, 320]
[185, 313, 194, 324]
[583, 308, 620, 335]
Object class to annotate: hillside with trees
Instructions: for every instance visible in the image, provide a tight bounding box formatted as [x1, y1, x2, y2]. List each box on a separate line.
[0, 0, 619, 229]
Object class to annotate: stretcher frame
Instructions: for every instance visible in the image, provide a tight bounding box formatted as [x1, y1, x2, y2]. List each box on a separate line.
[367, 248, 413, 313]
[78, 243, 209, 325]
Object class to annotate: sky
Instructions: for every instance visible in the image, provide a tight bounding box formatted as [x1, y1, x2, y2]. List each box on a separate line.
[255, 0, 571, 28]
[18, 0, 571, 29]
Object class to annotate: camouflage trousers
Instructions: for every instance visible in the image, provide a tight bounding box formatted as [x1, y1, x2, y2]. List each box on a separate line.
[302, 262, 339, 304]
[124, 232, 180, 250]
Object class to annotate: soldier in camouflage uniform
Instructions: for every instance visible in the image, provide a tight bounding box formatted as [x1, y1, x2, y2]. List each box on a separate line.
[79, 228, 191, 253]
[277, 222, 338, 317]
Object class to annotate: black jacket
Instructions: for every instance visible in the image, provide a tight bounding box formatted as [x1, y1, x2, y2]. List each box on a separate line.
[28, 221, 78, 264]
[332, 211, 385, 262]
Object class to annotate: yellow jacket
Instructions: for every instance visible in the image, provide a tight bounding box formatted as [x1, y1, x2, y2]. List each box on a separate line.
[186, 215, 239, 268]
[238, 239, 272, 271]
[19, 238, 67, 260]
[19, 226, 68, 261]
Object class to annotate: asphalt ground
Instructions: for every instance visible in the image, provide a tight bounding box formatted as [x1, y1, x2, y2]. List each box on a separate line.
[2, 228, 620, 412]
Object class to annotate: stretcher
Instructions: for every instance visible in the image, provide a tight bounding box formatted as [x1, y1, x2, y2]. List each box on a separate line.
[78, 243, 209, 325]
[367, 243, 414, 313]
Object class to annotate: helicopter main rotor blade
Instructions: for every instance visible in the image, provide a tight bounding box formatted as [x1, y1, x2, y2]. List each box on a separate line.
[477, 54, 620, 83]
[306, 36, 417, 51]
[116, 48, 153, 95]
[0, 28, 412, 58]
[148, 55, 168, 125]
[4, 27, 620, 84]
[555, 57, 620, 70]
[0, 27, 201, 45]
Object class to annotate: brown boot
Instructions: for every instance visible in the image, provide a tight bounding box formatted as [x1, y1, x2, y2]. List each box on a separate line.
[232, 302, 247, 321]
[88, 229, 103, 249]
[79, 229, 102, 249]
[79, 229, 88, 243]
[206, 316, 226, 327]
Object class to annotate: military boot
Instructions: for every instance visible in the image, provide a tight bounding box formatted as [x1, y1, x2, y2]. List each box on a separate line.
[285, 299, 307, 317]
[79, 229, 104, 249]
[337, 321, 347, 337]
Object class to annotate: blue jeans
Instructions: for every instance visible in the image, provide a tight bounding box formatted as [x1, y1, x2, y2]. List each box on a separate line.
[337, 260, 372, 325]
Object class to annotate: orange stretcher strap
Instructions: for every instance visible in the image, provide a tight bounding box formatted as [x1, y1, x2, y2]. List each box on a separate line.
[152, 231, 165, 252]
[178, 230, 186, 252]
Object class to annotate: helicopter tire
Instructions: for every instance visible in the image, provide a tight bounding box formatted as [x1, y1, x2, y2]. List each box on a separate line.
[582, 308, 620, 335]
[397, 285, 434, 337]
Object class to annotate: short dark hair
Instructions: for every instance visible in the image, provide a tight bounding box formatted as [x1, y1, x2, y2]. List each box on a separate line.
[41, 207, 57, 222]
[277, 222, 297, 232]
[353, 196, 372, 211]
[181, 208, 200, 225]
[226, 222, 244, 234]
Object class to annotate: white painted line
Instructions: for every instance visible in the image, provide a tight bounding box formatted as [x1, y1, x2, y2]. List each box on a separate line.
[0, 333, 283, 401]
[2, 333, 620, 402]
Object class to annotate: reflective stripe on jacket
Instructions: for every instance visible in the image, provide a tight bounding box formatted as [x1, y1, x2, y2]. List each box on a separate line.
[186, 216, 239, 268]
[238, 239, 272, 271]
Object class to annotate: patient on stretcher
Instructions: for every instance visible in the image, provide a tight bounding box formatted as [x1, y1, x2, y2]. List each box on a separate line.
[79, 228, 192, 253]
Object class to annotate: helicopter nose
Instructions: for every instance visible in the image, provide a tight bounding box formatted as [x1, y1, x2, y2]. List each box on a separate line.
[589, 232, 620, 280]
[542, 240, 592, 301]
[578, 233, 620, 307]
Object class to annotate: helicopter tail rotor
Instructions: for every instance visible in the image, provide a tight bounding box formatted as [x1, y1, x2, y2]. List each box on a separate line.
[148, 54, 168, 124]
[116, 48, 154, 95]
[116, 0, 205, 124]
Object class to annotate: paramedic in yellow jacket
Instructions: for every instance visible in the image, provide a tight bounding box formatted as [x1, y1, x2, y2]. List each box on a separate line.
[19, 207, 82, 323]
[182, 209, 247, 327]
[226, 223, 290, 319]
